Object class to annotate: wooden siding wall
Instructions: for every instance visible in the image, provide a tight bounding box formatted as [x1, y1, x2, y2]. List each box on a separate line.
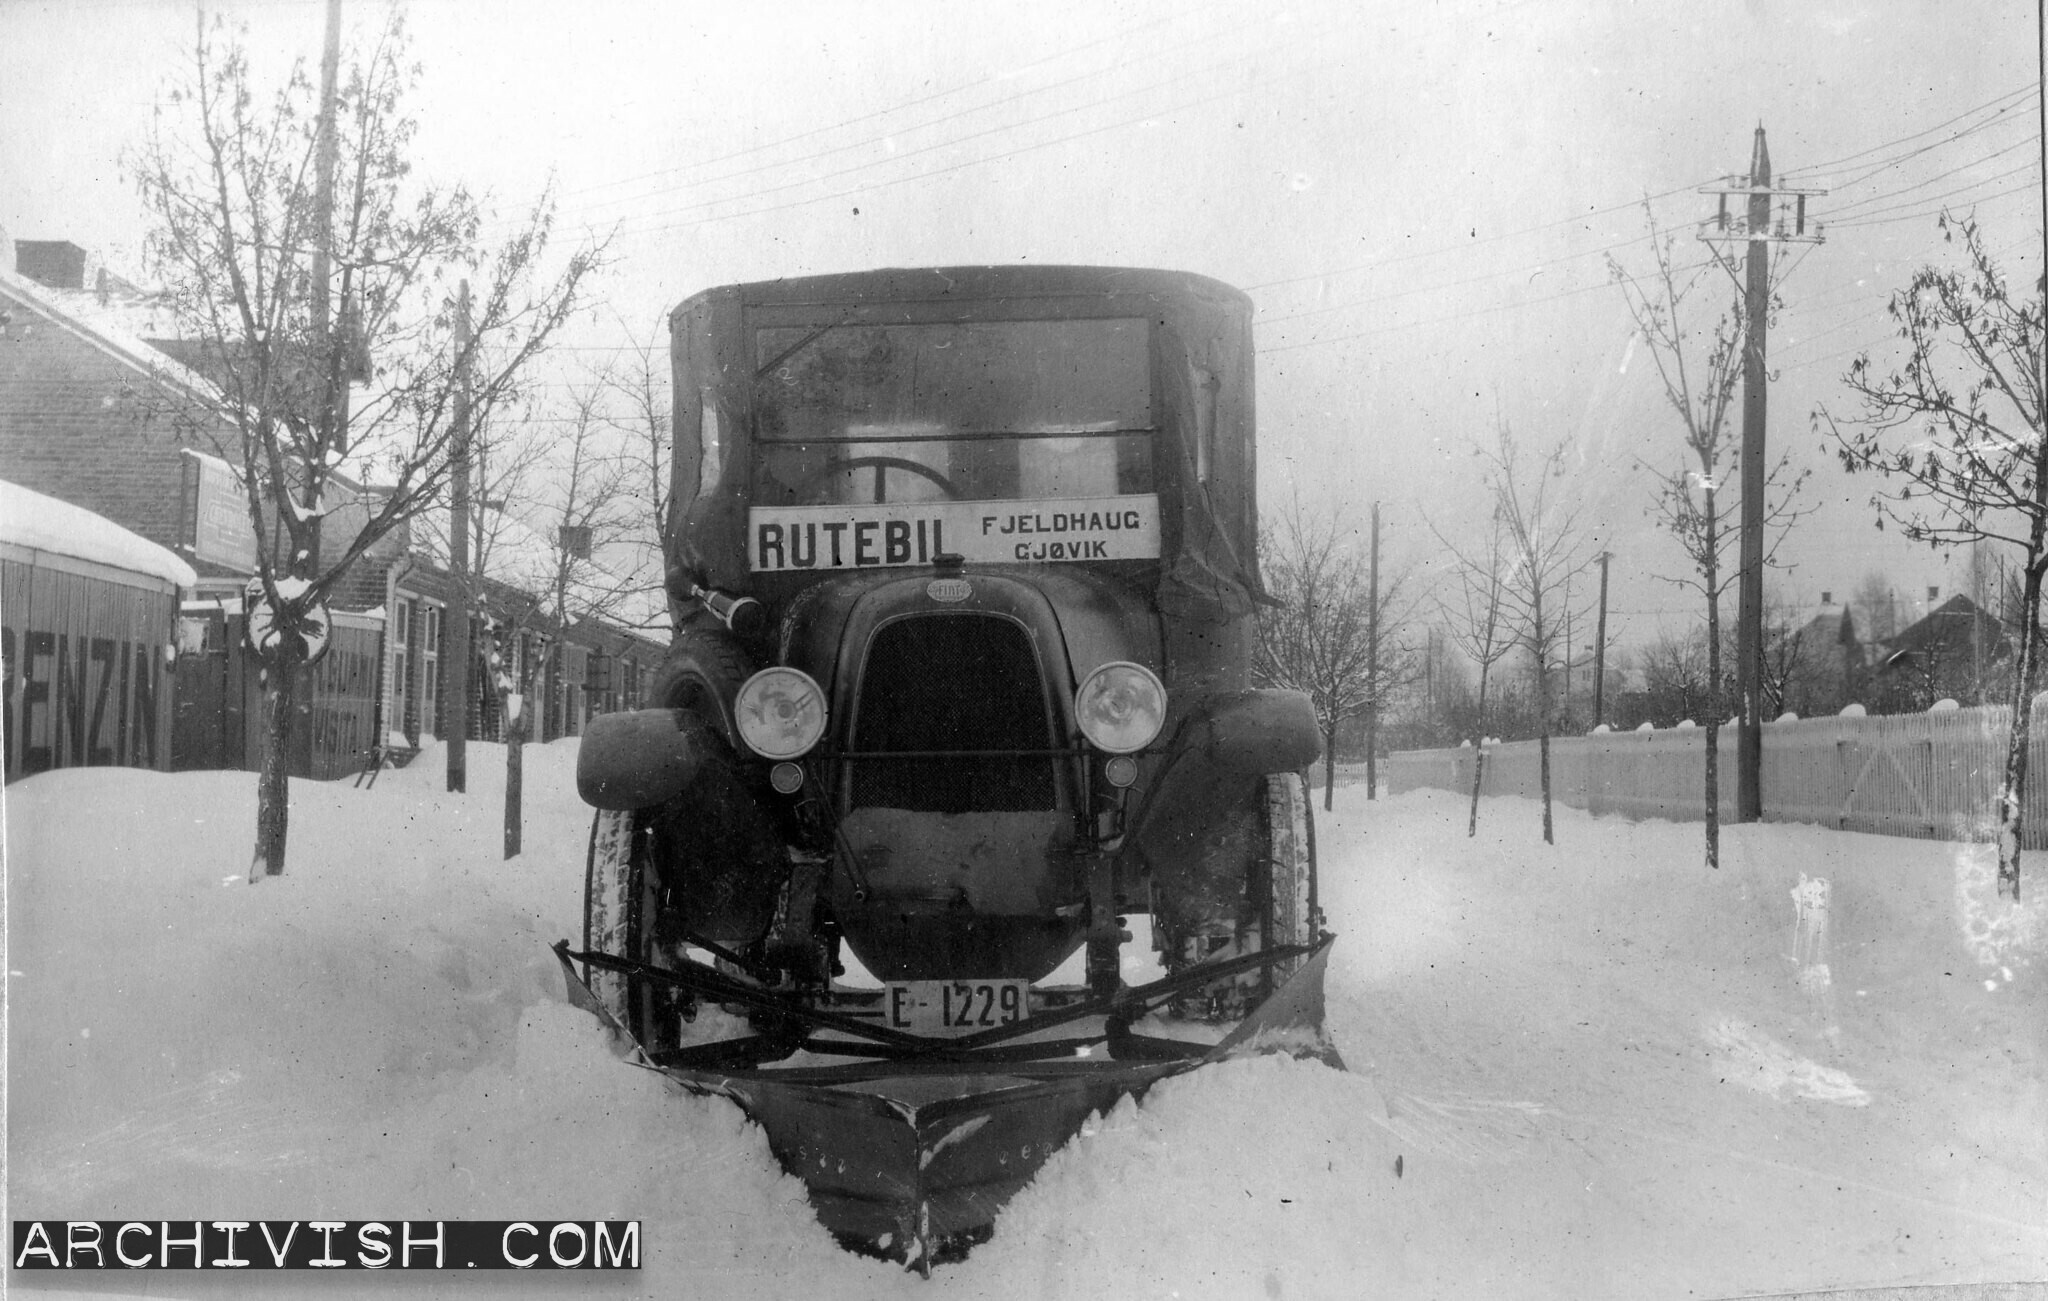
[306, 610, 382, 780]
[2, 550, 177, 780]
[171, 607, 382, 781]
[1388, 706, 2048, 846]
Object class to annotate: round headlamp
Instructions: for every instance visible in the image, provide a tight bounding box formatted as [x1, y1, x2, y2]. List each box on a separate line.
[735, 666, 827, 760]
[1074, 661, 1167, 755]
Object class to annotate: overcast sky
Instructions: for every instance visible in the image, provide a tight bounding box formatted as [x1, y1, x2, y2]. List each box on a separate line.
[3, 0, 2043, 656]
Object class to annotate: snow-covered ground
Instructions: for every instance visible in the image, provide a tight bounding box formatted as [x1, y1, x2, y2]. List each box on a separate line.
[5, 744, 2045, 1299]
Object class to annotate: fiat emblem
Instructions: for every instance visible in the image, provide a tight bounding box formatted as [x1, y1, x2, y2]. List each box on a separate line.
[926, 578, 971, 603]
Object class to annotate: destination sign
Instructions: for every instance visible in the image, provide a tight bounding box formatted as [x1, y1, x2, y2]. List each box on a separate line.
[748, 495, 1162, 572]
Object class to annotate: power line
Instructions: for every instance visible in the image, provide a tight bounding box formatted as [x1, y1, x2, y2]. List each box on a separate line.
[1255, 254, 1719, 356]
[1244, 83, 2037, 331]
[558, 1, 1265, 220]
[1825, 134, 2042, 222]
[1255, 226, 1669, 328]
[1798, 91, 2039, 197]
[1241, 181, 1706, 296]
[591, 46, 1351, 241]
[1829, 176, 2039, 230]
[1777, 84, 2039, 181]
[1250, 107, 2042, 336]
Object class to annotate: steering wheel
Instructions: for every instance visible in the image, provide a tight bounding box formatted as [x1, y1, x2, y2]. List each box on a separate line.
[793, 455, 965, 504]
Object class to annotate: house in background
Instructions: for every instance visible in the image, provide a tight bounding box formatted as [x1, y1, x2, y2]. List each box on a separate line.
[0, 240, 254, 599]
[1775, 599, 1864, 719]
[377, 504, 667, 751]
[1866, 593, 2010, 713]
[1, 233, 671, 777]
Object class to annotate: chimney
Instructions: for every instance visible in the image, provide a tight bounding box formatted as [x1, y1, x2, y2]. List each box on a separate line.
[14, 240, 89, 290]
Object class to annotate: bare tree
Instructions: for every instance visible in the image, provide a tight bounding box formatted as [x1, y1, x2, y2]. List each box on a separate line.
[132, 11, 602, 878]
[1847, 569, 1898, 644]
[601, 317, 674, 609]
[453, 373, 655, 855]
[538, 376, 649, 732]
[1610, 204, 1808, 867]
[1254, 500, 1416, 810]
[1431, 513, 1517, 835]
[1638, 625, 1715, 727]
[1759, 593, 1809, 720]
[1475, 422, 1594, 845]
[1820, 214, 2044, 900]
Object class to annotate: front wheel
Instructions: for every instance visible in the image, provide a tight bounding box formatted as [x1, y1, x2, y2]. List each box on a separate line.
[1259, 769, 1318, 994]
[1160, 771, 1320, 1018]
[583, 808, 687, 1054]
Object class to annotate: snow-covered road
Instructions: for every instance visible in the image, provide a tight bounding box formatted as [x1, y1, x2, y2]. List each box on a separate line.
[6, 743, 2044, 1298]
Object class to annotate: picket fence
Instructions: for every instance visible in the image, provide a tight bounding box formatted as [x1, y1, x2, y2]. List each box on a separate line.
[1386, 704, 2048, 847]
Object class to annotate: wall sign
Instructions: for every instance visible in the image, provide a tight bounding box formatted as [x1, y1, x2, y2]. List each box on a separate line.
[184, 451, 259, 572]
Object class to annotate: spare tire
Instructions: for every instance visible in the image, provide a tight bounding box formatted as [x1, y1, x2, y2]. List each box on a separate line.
[649, 627, 756, 748]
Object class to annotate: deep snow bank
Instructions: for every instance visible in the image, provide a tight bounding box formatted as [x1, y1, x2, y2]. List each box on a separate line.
[1319, 789, 2046, 1298]
[5, 752, 2045, 1299]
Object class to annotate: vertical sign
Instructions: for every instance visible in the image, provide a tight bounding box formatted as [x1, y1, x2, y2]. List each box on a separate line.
[182, 452, 258, 572]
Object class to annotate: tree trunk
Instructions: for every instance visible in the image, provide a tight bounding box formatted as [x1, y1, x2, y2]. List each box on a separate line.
[249, 654, 299, 881]
[1365, 707, 1378, 802]
[1533, 599, 1554, 844]
[1322, 722, 1337, 812]
[1996, 556, 2045, 900]
[1468, 749, 1488, 837]
[503, 692, 524, 860]
[1468, 662, 1492, 837]
[1702, 482, 1721, 869]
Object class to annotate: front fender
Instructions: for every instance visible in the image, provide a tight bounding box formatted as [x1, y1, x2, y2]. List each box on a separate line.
[1183, 688, 1321, 775]
[577, 708, 715, 810]
[1122, 689, 1320, 871]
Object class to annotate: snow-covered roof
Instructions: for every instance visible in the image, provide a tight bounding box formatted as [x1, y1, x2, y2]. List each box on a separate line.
[0, 478, 198, 588]
[0, 264, 223, 405]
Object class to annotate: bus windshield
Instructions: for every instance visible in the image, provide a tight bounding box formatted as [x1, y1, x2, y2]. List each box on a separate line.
[752, 318, 1155, 506]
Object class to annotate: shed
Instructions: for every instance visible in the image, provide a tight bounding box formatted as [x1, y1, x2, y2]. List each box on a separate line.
[3, 477, 195, 779]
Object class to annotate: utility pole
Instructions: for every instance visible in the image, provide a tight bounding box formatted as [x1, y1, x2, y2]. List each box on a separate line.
[1366, 501, 1381, 801]
[1734, 129, 1769, 822]
[1699, 126, 1825, 822]
[447, 278, 472, 794]
[285, 0, 344, 786]
[305, 0, 341, 580]
[1593, 550, 1611, 727]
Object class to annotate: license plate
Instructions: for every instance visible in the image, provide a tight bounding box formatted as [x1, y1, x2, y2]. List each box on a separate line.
[883, 979, 1029, 1037]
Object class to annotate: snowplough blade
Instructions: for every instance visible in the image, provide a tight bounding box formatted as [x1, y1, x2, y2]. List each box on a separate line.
[553, 937, 1339, 1271]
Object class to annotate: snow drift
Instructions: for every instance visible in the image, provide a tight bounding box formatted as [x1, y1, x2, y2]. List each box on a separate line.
[5, 743, 2044, 1298]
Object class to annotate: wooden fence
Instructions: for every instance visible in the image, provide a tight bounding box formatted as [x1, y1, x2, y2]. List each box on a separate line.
[1387, 705, 2048, 846]
[171, 605, 382, 781]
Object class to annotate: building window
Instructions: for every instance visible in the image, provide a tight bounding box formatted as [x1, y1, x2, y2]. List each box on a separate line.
[421, 604, 441, 739]
[392, 599, 414, 742]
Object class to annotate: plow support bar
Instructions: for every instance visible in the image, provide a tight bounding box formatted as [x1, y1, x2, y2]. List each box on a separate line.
[551, 939, 1339, 1270]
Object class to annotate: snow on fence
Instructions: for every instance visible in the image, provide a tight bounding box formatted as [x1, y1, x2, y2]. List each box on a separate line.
[1387, 705, 2048, 847]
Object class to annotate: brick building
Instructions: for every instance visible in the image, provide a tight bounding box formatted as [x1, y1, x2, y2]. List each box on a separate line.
[2, 236, 669, 772]
[0, 243, 255, 596]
